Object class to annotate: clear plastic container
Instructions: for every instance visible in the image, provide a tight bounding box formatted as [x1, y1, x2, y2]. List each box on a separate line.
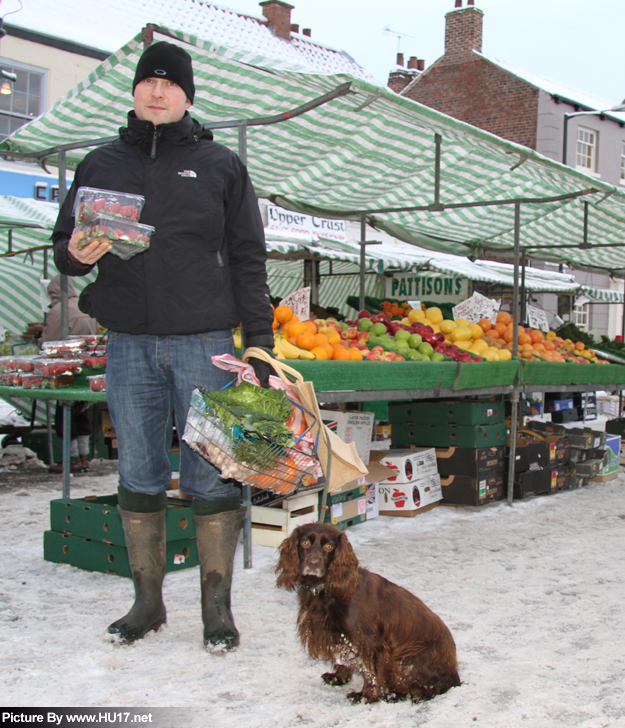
[80, 350, 107, 369]
[74, 187, 144, 225]
[76, 214, 154, 260]
[40, 340, 85, 358]
[87, 374, 107, 391]
[68, 334, 105, 346]
[32, 358, 83, 376]
[0, 372, 24, 386]
[21, 373, 74, 389]
[0, 356, 36, 373]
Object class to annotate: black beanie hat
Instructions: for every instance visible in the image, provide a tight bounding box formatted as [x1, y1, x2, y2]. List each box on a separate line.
[132, 41, 195, 104]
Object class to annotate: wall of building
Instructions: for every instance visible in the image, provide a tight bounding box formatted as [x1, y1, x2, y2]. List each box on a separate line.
[0, 36, 102, 109]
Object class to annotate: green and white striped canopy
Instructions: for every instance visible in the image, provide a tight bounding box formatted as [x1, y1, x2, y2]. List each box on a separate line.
[2, 26, 625, 275]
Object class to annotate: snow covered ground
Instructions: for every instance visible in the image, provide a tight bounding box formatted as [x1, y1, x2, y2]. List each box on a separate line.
[2, 467, 625, 727]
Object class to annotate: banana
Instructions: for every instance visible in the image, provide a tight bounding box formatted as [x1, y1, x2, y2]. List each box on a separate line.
[232, 328, 242, 350]
[275, 333, 315, 360]
[273, 336, 290, 359]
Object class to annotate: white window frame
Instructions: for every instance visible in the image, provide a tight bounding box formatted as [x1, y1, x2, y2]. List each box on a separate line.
[0, 57, 47, 141]
[620, 141, 625, 186]
[573, 302, 589, 331]
[576, 126, 598, 175]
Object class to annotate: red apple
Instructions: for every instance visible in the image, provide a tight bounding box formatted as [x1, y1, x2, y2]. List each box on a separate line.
[371, 346, 385, 355]
[340, 327, 358, 340]
[357, 331, 370, 343]
[357, 309, 371, 319]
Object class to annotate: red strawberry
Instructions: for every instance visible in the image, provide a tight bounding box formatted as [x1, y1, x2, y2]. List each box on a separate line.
[105, 202, 121, 214]
[92, 199, 106, 212]
[113, 228, 126, 239]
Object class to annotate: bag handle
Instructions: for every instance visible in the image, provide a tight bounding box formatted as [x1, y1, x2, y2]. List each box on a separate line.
[242, 347, 305, 386]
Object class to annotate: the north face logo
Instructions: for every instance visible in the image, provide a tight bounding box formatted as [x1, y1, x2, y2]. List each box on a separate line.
[177, 170, 197, 178]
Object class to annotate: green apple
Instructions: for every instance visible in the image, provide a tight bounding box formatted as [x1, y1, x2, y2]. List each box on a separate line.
[394, 329, 411, 341]
[358, 317, 373, 332]
[371, 322, 387, 336]
[430, 352, 445, 362]
[408, 333, 422, 349]
[420, 354, 431, 361]
[407, 350, 423, 361]
[418, 342, 434, 357]
[395, 340, 410, 351]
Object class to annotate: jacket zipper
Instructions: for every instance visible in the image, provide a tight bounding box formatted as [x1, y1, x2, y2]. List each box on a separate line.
[150, 129, 158, 159]
[217, 251, 224, 267]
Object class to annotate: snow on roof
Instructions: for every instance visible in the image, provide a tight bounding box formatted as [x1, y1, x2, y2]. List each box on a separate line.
[476, 51, 625, 123]
[7, 0, 378, 83]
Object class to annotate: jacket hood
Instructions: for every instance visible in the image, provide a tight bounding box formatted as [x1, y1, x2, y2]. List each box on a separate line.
[48, 275, 78, 306]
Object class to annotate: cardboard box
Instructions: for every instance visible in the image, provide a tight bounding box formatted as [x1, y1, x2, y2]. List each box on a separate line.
[100, 410, 116, 439]
[524, 421, 596, 450]
[601, 434, 621, 475]
[319, 410, 374, 465]
[366, 482, 379, 519]
[551, 408, 580, 424]
[546, 398, 574, 412]
[570, 447, 590, 463]
[327, 496, 367, 529]
[435, 446, 505, 478]
[508, 437, 548, 473]
[591, 472, 619, 483]
[375, 447, 438, 483]
[391, 422, 508, 448]
[440, 473, 505, 506]
[512, 466, 561, 499]
[388, 399, 504, 426]
[573, 457, 605, 479]
[606, 418, 625, 438]
[377, 472, 442, 516]
[544, 435, 571, 466]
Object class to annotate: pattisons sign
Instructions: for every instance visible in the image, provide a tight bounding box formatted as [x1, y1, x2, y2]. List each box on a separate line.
[386, 274, 469, 303]
[266, 203, 347, 242]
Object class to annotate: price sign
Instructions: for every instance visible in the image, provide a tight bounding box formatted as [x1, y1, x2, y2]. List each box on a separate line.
[280, 287, 310, 322]
[452, 292, 499, 324]
[526, 305, 550, 333]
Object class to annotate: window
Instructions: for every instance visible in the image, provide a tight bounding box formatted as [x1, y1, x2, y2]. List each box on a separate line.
[621, 142, 625, 184]
[573, 302, 589, 331]
[576, 126, 597, 172]
[0, 59, 46, 141]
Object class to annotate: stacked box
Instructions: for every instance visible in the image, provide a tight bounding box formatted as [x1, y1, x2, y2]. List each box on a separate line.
[251, 491, 320, 547]
[551, 408, 581, 424]
[321, 483, 367, 530]
[436, 446, 505, 506]
[44, 494, 198, 577]
[508, 426, 573, 500]
[319, 410, 375, 465]
[373, 447, 442, 517]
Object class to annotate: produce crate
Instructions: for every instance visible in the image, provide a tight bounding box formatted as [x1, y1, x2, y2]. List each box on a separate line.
[512, 466, 562, 499]
[49, 494, 196, 546]
[435, 445, 505, 479]
[389, 399, 504, 426]
[43, 531, 198, 578]
[524, 421, 598, 450]
[250, 491, 319, 548]
[440, 472, 504, 506]
[606, 418, 625, 438]
[391, 422, 508, 448]
[551, 408, 580, 424]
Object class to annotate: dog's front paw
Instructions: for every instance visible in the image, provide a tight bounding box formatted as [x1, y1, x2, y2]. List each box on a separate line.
[322, 672, 343, 685]
[323, 664, 353, 686]
[346, 691, 364, 703]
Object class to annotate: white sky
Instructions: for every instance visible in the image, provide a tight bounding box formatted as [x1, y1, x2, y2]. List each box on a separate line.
[229, 0, 625, 105]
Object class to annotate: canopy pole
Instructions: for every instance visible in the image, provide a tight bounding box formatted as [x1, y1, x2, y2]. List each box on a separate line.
[359, 214, 366, 312]
[8, 229, 12, 253]
[520, 248, 527, 323]
[238, 121, 248, 166]
[507, 200, 522, 507]
[434, 133, 442, 209]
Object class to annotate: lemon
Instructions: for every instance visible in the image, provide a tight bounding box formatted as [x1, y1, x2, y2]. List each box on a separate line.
[454, 339, 473, 350]
[470, 338, 488, 353]
[496, 349, 512, 361]
[483, 350, 499, 361]
[425, 307, 443, 324]
[439, 319, 457, 334]
[469, 323, 483, 340]
[450, 326, 472, 342]
[408, 308, 425, 323]
[455, 318, 470, 327]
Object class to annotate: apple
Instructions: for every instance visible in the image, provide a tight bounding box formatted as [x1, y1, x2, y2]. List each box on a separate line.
[418, 342, 434, 357]
[394, 329, 411, 342]
[340, 327, 358, 340]
[370, 314, 384, 324]
[408, 333, 422, 349]
[326, 321, 342, 333]
[370, 323, 388, 336]
[430, 352, 445, 362]
[371, 346, 385, 355]
[394, 354, 406, 361]
[357, 309, 371, 319]
[367, 353, 382, 361]
[357, 317, 373, 332]
[357, 331, 370, 343]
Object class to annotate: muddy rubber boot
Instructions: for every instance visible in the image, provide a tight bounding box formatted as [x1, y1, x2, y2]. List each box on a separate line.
[107, 507, 167, 643]
[194, 503, 246, 652]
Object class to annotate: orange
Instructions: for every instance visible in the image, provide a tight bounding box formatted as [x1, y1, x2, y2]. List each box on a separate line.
[314, 333, 329, 347]
[519, 333, 532, 345]
[496, 311, 512, 325]
[522, 343, 534, 351]
[326, 329, 341, 345]
[310, 346, 328, 360]
[533, 342, 546, 353]
[321, 343, 334, 359]
[503, 329, 514, 343]
[303, 320, 317, 335]
[271, 318, 279, 331]
[332, 346, 351, 361]
[575, 341, 585, 351]
[544, 340, 555, 351]
[478, 318, 492, 332]
[493, 322, 507, 336]
[287, 321, 306, 338]
[489, 329, 500, 340]
[349, 348, 363, 360]
[530, 329, 544, 344]
[274, 305, 293, 324]
[296, 332, 316, 351]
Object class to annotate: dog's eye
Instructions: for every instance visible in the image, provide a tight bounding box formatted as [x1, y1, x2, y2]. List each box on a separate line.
[301, 539, 311, 548]
[323, 543, 334, 552]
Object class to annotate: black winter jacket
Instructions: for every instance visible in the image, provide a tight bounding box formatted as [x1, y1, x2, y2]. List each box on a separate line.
[53, 112, 274, 340]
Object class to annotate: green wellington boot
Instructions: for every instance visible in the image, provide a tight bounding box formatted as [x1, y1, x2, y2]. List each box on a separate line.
[107, 508, 167, 643]
[194, 505, 246, 651]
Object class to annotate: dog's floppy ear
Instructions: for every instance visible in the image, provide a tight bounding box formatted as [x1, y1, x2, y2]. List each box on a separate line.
[275, 527, 302, 590]
[325, 531, 359, 600]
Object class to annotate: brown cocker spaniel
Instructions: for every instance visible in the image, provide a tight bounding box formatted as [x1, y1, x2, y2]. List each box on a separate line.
[276, 522, 460, 704]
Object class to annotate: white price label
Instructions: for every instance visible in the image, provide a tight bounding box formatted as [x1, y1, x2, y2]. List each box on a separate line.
[526, 305, 550, 332]
[280, 287, 311, 322]
[453, 292, 499, 324]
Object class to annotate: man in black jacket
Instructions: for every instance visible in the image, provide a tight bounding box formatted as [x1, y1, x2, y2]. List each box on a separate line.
[53, 42, 274, 651]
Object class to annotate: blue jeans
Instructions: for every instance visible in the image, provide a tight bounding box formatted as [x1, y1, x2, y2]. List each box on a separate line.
[106, 330, 238, 501]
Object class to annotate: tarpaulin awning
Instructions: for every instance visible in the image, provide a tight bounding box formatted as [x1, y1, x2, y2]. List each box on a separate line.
[1, 27, 625, 277]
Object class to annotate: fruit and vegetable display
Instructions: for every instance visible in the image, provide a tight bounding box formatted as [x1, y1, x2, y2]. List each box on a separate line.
[73, 187, 144, 224]
[87, 374, 107, 392]
[41, 340, 84, 358]
[0, 356, 36, 373]
[21, 374, 74, 389]
[79, 349, 107, 369]
[32, 359, 83, 376]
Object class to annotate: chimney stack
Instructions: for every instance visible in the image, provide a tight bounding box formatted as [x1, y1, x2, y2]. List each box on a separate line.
[407, 56, 418, 69]
[259, 1, 294, 41]
[444, 3, 483, 57]
[302, 28, 311, 37]
[290, 23, 299, 33]
[396, 52, 404, 67]
[417, 59, 425, 71]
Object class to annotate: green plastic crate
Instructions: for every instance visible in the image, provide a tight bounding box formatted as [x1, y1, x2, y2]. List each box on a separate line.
[49, 494, 196, 546]
[389, 400, 505, 426]
[392, 422, 508, 448]
[43, 530, 198, 578]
